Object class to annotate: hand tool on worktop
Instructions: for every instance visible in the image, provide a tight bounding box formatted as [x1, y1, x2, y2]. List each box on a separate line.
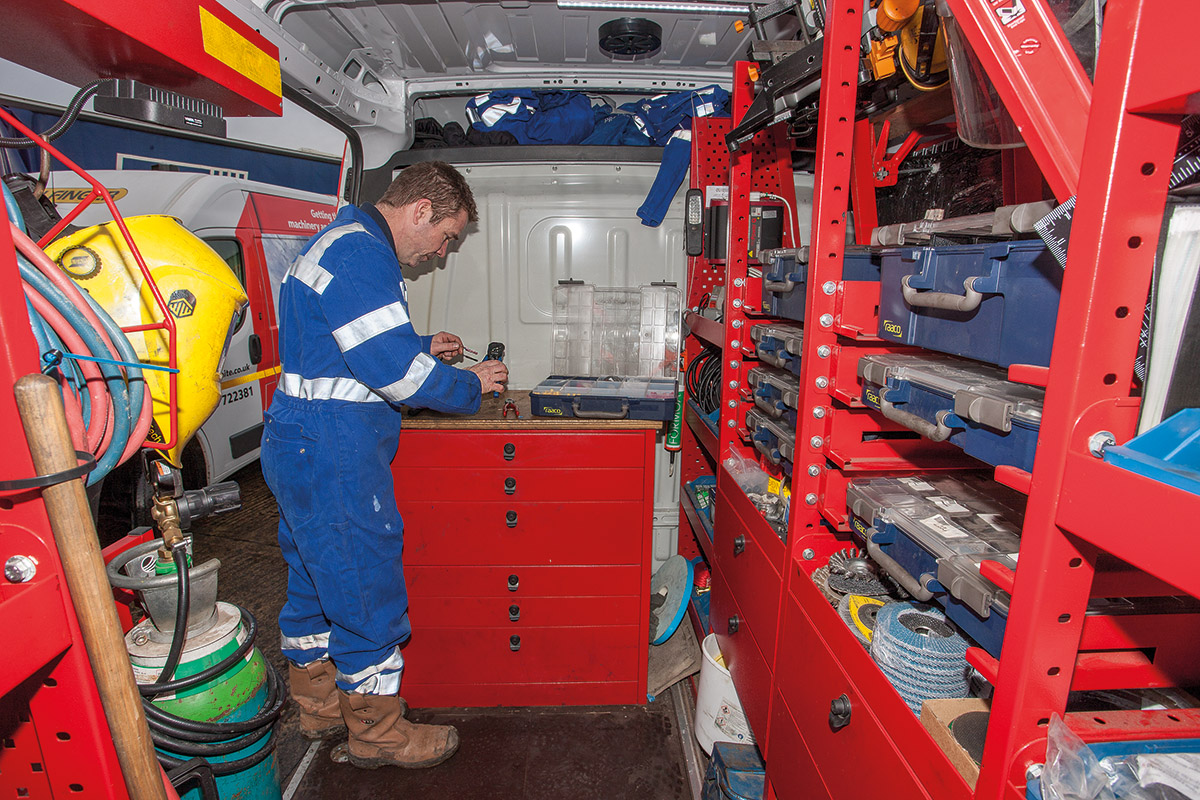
[484, 341, 505, 397]
[502, 398, 520, 419]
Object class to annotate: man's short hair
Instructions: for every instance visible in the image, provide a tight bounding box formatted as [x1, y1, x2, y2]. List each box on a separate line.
[377, 161, 478, 224]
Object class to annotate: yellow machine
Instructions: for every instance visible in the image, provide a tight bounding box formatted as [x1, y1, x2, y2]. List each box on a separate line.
[44, 215, 248, 466]
[868, 0, 948, 90]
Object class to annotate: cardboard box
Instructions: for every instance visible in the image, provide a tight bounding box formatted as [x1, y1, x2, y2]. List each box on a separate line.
[920, 697, 991, 788]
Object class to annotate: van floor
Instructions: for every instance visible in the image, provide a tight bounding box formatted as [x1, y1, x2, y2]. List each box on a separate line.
[166, 464, 699, 800]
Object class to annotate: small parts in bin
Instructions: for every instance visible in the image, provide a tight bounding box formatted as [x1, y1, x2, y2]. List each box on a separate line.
[502, 398, 520, 419]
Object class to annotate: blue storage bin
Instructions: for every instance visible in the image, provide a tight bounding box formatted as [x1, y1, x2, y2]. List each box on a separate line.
[858, 353, 1045, 472]
[747, 366, 800, 429]
[702, 742, 765, 800]
[685, 476, 717, 544]
[878, 241, 1062, 367]
[846, 475, 1024, 657]
[749, 322, 803, 377]
[745, 407, 794, 475]
[1026, 738, 1200, 800]
[760, 246, 882, 322]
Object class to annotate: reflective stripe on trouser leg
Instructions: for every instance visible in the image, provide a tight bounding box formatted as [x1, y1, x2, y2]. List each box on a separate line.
[337, 646, 404, 695]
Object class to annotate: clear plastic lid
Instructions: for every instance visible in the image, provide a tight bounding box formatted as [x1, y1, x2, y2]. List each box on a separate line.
[858, 353, 1044, 431]
[846, 474, 1024, 561]
[552, 284, 681, 378]
[533, 375, 677, 400]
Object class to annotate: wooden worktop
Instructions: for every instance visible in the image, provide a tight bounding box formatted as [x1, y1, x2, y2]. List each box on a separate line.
[401, 390, 664, 430]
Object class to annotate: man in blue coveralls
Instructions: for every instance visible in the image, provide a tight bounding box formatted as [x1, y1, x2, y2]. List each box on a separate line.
[261, 161, 507, 769]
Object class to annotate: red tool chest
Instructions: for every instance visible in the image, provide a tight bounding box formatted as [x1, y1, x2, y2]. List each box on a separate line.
[390, 395, 658, 708]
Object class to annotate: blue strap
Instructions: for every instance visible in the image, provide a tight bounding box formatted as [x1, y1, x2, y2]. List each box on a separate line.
[41, 349, 179, 374]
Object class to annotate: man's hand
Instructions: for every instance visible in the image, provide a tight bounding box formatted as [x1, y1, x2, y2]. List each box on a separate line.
[469, 360, 508, 394]
[430, 331, 464, 361]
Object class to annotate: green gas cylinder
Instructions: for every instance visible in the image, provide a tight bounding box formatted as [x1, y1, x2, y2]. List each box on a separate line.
[127, 601, 281, 800]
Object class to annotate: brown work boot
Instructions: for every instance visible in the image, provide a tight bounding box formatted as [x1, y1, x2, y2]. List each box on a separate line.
[289, 661, 409, 740]
[289, 660, 347, 740]
[335, 690, 459, 769]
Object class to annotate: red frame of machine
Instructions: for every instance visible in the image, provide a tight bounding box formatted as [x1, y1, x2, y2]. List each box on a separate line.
[675, 1, 1200, 799]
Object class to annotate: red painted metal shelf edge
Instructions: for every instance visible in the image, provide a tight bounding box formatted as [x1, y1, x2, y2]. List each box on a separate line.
[1058, 452, 1200, 598]
[685, 311, 724, 349]
[680, 492, 715, 565]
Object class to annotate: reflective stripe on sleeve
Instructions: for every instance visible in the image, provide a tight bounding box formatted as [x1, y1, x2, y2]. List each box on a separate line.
[331, 301, 411, 352]
[376, 353, 436, 402]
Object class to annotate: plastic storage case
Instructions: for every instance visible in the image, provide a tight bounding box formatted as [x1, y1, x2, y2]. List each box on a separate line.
[749, 322, 803, 377]
[745, 406, 795, 475]
[857, 352, 1045, 472]
[747, 365, 800, 428]
[760, 246, 883, 323]
[846, 474, 1024, 656]
[530, 376, 677, 420]
[552, 283, 682, 378]
[702, 741, 766, 800]
[877, 240, 1062, 368]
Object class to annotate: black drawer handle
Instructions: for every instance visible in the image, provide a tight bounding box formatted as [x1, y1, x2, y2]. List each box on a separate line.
[506, 510, 518, 528]
[733, 535, 746, 556]
[503, 442, 516, 461]
[509, 604, 520, 622]
[829, 694, 852, 731]
[504, 476, 516, 495]
[509, 634, 521, 652]
[508, 574, 519, 592]
[728, 615, 740, 633]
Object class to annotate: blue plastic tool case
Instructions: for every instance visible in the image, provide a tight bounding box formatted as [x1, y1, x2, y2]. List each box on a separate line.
[530, 376, 677, 420]
[749, 322, 803, 377]
[858, 353, 1045, 472]
[877, 240, 1062, 367]
[846, 474, 1024, 657]
[759, 246, 883, 322]
[747, 366, 800, 428]
[1026, 737, 1200, 800]
[702, 742, 765, 800]
[745, 406, 795, 475]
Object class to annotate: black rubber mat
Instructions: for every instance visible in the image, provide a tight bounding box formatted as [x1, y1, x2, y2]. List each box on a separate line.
[293, 701, 691, 800]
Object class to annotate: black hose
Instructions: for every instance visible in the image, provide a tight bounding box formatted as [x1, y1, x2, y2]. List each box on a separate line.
[143, 652, 286, 736]
[149, 716, 274, 757]
[139, 607, 258, 696]
[156, 546, 190, 684]
[0, 79, 115, 149]
[156, 736, 278, 777]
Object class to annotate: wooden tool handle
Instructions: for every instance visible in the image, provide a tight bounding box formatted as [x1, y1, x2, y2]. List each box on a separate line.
[14, 374, 168, 800]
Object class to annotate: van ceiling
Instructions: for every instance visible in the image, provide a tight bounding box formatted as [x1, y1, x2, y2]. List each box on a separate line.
[268, 0, 790, 82]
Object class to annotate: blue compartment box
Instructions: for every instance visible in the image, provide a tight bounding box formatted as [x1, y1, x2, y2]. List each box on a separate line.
[760, 246, 883, 323]
[745, 406, 795, 475]
[846, 474, 1024, 657]
[749, 322, 803, 377]
[747, 365, 800, 429]
[858, 352, 1045, 473]
[878, 241, 1062, 368]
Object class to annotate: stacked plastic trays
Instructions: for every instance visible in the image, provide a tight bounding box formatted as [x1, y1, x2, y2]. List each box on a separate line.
[760, 246, 883, 322]
[849, 239, 1061, 662]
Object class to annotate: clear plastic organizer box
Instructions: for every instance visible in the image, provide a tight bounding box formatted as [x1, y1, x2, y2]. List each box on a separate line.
[552, 284, 682, 378]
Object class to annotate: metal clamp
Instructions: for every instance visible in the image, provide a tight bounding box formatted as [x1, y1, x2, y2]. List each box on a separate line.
[878, 395, 955, 442]
[900, 275, 984, 312]
[570, 399, 629, 419]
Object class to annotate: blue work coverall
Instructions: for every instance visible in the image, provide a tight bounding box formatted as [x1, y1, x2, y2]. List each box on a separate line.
[262, 204, 480, 694]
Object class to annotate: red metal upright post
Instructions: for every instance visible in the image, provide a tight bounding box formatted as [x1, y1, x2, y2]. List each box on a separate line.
[975, 1, 1197, 797]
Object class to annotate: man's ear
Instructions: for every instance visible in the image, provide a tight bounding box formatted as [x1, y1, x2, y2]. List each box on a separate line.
[412, 198, 434, 226]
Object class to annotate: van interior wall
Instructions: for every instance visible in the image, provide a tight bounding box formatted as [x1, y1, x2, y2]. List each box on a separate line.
[403, 161, 814, 571]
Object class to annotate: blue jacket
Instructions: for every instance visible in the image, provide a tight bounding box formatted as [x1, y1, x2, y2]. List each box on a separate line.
[273, 204, 480, 414]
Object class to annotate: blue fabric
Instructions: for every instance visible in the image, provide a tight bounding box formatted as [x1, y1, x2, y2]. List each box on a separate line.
[621, 85, 731, 146]
[264, 204, 481, 690]
[466, 89, 600, 145]
[581, 113, 652, 146]
[637, 133, 693, 227]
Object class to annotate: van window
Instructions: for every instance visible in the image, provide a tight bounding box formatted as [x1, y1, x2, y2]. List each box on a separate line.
[206, 238, 246, 287]
[260, 234, 315, 314]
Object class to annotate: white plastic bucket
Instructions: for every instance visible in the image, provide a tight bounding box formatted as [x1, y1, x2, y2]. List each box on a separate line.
[694, 633, 756, 755]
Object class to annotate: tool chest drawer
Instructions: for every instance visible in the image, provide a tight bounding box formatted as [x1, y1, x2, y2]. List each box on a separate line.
[406, 564, 642, 598]
[399, 500, 646, 565]
[411, 593, 642, 628]
[711, 564, 774, 749]
[766, 690, 833, 800]
[400, 624, 642, 686]
[774, 590, 930, 800]
[877, 241, 1061, 368]
[858, 352, 1045, 473]
[393, 429, 649, 469]
[712, 504, 783, 658]
[396, 465, 646, 502]
[760, 246, 882, 323]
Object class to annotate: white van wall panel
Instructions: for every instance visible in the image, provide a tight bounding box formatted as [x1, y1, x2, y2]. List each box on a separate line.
[563, 15, 591, 64]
